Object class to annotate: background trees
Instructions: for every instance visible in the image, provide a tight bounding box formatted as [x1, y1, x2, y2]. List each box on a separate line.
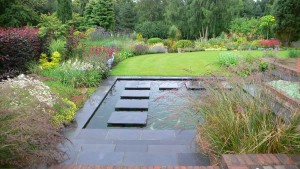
[272, 0, 300, 45]
[0, 0, 299, 45]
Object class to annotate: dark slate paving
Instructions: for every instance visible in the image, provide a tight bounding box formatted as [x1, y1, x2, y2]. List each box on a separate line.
[185, 81, 206, 90]
[115, 145, 148, 152]
[123, 152, 178, 166]
[120, 90, 150, 99]
[107, 112, 148, 125]
[115, 100, 149, 111]
[177, 153, 210, 166]
[148, 145, 190, 153]
[76, 129, 108, 139]
[106, 129, 142, 140]
[77, 152, 124, 165]
[80, 144, 116, 152]
[113, 140, 161, 145]
[125, 81, 151, 90]
[141, 130, 176, 140]
[159, 82, 180, 90]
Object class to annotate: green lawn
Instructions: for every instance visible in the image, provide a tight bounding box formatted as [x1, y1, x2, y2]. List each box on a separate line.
[111, 50, 288, 76]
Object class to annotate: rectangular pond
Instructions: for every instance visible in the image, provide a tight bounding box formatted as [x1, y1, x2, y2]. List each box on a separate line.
[84, 80, 209, 130]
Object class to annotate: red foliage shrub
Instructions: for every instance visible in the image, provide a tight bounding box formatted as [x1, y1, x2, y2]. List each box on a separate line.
[258, 39, 281, 48]
[0, 27, 42, 79]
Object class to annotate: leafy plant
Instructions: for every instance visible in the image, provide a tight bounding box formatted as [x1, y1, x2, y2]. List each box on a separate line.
[135, 21, 169, 39]
[168, 25, 181, 40]
[288, 50, 300, 58]
[38, 14, 67, 41]
[147, 38, 162, 44]
[174, 40, 194, 49]
[49, 39, 66, 55]
[39, 52, 62, 69]
[218, 52, 239, 66]
[259, 61, 269, 72]
[53, 98, 77, 126]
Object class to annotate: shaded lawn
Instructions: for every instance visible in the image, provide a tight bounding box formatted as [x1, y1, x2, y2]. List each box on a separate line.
[111, 50, 288, 76]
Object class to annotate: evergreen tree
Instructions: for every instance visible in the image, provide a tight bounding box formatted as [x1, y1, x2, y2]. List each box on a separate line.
[136, 0, 167, 23]
[84, 0, 115, 30]
[272, 0, 300, 45]
[117, 0, 137, 31]
[57, 0, 72, 23]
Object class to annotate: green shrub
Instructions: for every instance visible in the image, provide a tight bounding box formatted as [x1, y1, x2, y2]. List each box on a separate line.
[174, 40, 194, 49]
[117, 49, 134, 61]
[259, 61, 269, 72]
[195, 79, 300, 159]
[288, 50, 300, 58]
[41, 59, 106, 88]
[168, 25, 181, 40]
[53, 98, 77, 126]
[208, 38, 225, 48]
[39, 52, 62, 69]
[147, 38, 162, 44]
[135, 21, 169, 39]
[49, 39, 66, 55]
[218, 52, 239, 66]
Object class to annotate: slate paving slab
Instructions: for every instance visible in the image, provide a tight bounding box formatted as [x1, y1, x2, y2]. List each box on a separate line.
[115, 99, 149, 111]
[115, 145, 148, 152]
[76, 152, 124, 165]
[185, 81, 206, 90]
[120, 90, 150, 99]
[125, 81, 151, 90]
[123, 152, 178, 166]
[107, 112, 148, 125]
[178, 153, 210, 166]
[106, 129, 142, 140]
[159, 82, 179, 90]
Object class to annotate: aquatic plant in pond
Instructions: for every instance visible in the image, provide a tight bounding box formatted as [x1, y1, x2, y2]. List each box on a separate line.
[269, 80, 300, 99]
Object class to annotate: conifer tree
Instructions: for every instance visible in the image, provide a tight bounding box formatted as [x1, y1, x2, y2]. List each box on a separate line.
[57, 0, 72, 23]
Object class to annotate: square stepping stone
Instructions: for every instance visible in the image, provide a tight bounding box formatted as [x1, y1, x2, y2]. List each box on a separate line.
[159, 82, 179, 90]
[115, 100, 149, 111]
[107, 112, 148, 125]
[185, 81, 206, 90]
[125, 81, 151, 90]
[121, 90, 150, 99]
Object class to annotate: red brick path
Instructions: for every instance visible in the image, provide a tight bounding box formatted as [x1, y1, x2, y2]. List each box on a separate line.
[50, 154, 300, 169]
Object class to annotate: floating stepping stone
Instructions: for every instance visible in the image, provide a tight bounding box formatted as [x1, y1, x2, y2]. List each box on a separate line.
[159, 82, 179, 90]
[121, 90, 150, 99]
[125, 81, 151, 90]
[107, 112, 148, 126]
[185, 81, 206, 90]
[115, 99, 149, 111]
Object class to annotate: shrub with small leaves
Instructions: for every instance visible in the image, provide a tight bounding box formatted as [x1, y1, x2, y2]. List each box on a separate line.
[147, 38, 162, 45]
[39, 52, 62, 69]
[174, 40, 194, 49]
[53, 98, 77, 126]
[259, 61, 269, 72]
[288, 50, 300, 58]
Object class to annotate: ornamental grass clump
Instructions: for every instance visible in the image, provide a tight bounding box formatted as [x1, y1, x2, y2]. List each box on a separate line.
[0, 75, 66, 168]
[193, 78, 300, 162]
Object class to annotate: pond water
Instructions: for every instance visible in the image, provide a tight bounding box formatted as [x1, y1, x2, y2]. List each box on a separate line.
[85, 80, 206, 130]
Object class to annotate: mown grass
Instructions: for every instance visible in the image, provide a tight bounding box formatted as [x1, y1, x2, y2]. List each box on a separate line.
[111, 50, 288, 76]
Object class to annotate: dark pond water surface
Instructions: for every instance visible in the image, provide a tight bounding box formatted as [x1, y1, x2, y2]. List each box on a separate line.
[85, 80, 205, 130]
